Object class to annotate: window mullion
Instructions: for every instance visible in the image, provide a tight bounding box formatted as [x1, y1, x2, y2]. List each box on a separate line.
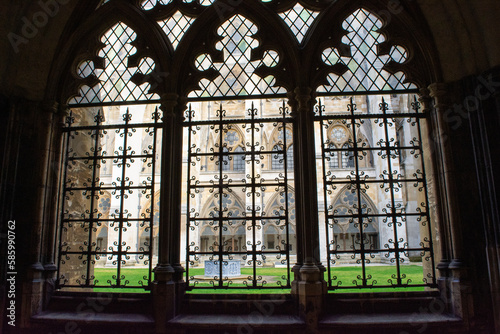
[290, 88, 324, 272]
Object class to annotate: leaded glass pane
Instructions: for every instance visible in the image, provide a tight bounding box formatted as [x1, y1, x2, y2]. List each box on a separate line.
[141, 0, 171, 10]
[318, 9, 417, 93]
[278, 3, 319, 43]
[69, 23, 159, 105]
[183, 0, 214, 5]
[190, 15, 286, 98]
[158, 11, 195, 50]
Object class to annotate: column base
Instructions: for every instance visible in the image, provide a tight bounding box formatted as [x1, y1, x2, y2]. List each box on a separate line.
[152, 280, 176, 333]
[296, 264, 327, 332]
[20, 264, 45, 327]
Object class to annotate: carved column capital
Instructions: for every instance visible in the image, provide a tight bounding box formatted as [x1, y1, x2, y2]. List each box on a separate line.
[291, 87, 316, 115]
[41, 100, 59, 114]
[160, 93, 180, 119]
[428, 82, 448, 96]
[428, 82, 451, 110]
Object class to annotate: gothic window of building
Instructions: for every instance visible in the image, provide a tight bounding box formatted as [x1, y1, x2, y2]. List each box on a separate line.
[271, 145, 284, 170]
[286, 145, 294, 170]
[329, 187, 378, 254]
[271, 127, 293, 170]
[197, 193, 246, 255]
[315, 8, 436, 290]
[57, 18, 162, 289]
[262, 190, 297, 257]
[327, 124, 371, 170]
[55, 0, 437, 294]
[219, 129, 245, 172]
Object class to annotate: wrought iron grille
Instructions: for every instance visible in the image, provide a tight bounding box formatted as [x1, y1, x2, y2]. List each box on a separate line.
[183, 100, 295, 289]
[318, 8, 416, 94]
[57, 105, 162, 289]
[316, 95, 436, 290]
[278, 2, 319, 43]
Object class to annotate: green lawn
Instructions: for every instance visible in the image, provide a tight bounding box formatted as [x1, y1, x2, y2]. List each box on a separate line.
[325, 265, 427, 293]
[92, 265, 427, 294]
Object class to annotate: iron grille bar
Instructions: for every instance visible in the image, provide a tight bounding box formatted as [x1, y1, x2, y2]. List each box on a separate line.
[314, 113, 425, 121]
[70, 89, 420, 108]
[187, 216, 287, 222]
[57, 112, 75, 289]
[189, 150, 291, 156]
[323, 145, 422, 152]
[64, 186, 153, 192]
[187, 183, 287, 190]
[316, 89, 419, 98]
[325, 179, 426, 186]
[326, 213, 428, 219]
[63, 123, 162, 132]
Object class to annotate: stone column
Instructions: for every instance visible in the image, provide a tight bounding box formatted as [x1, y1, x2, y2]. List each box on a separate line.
[428, 83, 471, 320]
[169, 97, 187, 292]
[152, 93, 178, 332]
[289, 88, 326, 329]
[418, 89, 451, 283]
[462, 73, 500, 331]
[287, 92, 304, 295]
[15, 99, 55, 325]
[40, 102, 65, 309]
[41, 102, 65, 271]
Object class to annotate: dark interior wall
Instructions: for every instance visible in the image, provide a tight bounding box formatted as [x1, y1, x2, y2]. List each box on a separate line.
[443, 67, 500, 329]
[0, 1, 500, 333]
[465, 67, 500, 330]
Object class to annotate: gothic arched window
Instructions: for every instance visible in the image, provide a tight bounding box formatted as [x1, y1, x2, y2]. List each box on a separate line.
[55, 1, 436, 295]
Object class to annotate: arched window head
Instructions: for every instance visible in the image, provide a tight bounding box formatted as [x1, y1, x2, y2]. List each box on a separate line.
[191, 15, 285, 98]
[318, 8, 416, 93]
[330, 188, 378, 252]
[69, 22, 158, 105]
